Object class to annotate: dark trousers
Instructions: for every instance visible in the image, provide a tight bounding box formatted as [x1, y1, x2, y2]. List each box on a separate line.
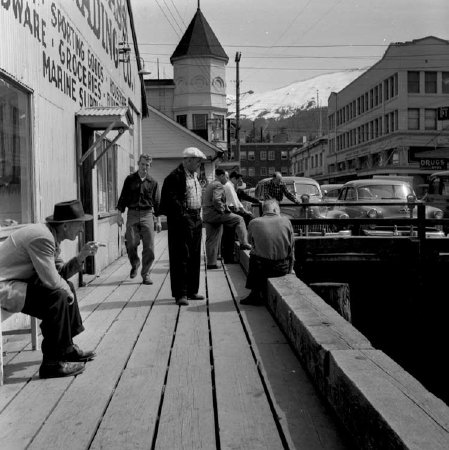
[167, 213, 202, 299]
[125, 210, 155, 277]
[246, 255, 291, 297]
[22, 281, 84, 360]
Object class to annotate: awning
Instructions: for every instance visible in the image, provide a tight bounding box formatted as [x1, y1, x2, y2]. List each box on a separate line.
[76, 106, 133, 167]
[76, 106, 133, 129]
[414, 147, 449, 158]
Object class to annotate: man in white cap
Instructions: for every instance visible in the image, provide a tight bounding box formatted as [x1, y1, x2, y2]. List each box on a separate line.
[159, 147, 207, 306]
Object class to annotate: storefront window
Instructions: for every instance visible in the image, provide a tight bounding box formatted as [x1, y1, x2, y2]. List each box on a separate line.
[97, 139, 117, 214]
[0, 77, 32, 226]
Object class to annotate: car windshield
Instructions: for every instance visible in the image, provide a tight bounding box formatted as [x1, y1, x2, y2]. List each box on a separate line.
[292, 182, 321, 197]
[357, 184, 413, 200]
[324, 188, 340, 198]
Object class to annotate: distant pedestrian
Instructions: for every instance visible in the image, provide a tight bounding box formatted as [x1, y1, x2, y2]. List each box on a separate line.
[229, 171, 261, 206]
[223, 171, 253, 226]
[116, 154, 161, 285]
[240, 199, 294, 306]
[202, 168, 251, 269]
[159, 147, 206, 306]
[264, 172, 300, 204]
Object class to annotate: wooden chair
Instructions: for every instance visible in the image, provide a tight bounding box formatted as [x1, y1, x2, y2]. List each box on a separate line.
[0, 310, 39, 385]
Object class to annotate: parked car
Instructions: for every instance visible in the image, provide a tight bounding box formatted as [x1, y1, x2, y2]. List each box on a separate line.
[422, 171, 449, 233]
[328, 179, 445, 237]
[321, 184, 344, 202]
[253, 176, 348, 234]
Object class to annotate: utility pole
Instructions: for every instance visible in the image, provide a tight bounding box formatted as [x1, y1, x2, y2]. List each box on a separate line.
[235, 52, 241, 159]
[157, 58, 160, 79]
[317, 90, 322, 137]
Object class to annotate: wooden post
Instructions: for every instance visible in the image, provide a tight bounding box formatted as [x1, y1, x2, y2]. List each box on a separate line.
[309, 282, 352, 322]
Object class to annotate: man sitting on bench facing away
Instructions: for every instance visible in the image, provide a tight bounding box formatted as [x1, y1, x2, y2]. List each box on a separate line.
[240, 199, 295, 306]
[0, 200, 97, 379]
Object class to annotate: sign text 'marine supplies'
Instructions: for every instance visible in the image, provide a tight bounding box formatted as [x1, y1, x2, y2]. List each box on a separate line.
[1, 0, 133, 107]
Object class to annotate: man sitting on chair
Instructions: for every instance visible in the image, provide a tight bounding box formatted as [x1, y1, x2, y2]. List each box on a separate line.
[0, 200, 98, 379]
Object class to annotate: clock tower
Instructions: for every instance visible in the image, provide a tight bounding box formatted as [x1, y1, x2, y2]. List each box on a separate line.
[170, 5, 229, 149]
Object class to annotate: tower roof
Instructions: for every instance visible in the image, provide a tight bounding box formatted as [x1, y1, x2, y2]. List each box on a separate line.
[170, 8, 228, 63]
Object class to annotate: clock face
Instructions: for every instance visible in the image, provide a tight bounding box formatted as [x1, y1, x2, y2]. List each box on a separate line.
[191, 75, 206, 90]
[212, 77, 224, 91]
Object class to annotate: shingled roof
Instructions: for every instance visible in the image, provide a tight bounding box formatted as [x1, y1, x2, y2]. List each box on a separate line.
[170, 8, 228, 63]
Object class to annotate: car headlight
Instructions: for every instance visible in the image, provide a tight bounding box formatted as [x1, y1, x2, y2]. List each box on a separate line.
[434, 210, 444, 219]
[366, 209, 378, 218]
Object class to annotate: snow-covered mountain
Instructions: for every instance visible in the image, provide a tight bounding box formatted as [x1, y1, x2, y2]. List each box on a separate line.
[227, 70, 366, 121]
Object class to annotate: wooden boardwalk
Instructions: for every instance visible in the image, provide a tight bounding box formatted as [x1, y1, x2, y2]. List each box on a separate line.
[0, 231, 352, 449]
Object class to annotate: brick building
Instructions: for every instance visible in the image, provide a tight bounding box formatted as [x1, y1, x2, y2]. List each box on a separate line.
[237, 143, 301, 187]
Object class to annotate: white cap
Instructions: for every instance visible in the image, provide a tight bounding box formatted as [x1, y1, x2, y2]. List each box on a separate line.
[182, 147, 206, 159]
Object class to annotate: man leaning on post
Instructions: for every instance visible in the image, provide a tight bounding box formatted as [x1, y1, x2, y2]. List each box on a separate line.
[0, 200, 98, 379]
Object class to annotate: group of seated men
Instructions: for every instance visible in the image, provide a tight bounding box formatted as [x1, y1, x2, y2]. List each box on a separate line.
[202, 169, 296, 305]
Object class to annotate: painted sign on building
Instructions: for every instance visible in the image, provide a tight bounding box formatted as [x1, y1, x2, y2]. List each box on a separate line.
[419, 158, 448, 171]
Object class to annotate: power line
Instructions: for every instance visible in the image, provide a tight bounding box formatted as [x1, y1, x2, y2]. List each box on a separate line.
[139, 52, 449, 60]
[137, 42, 449, 48]
[138, 59, 449, 71]
[154, 0, 181, 38]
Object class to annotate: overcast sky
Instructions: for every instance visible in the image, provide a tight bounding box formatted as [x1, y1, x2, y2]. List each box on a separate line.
[131, 0, 449, 94]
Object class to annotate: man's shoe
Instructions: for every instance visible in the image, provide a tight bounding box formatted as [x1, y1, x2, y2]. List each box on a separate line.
[240, 294, 262, 306]
[187, 293, 205, 300]
[130, 262, 141, 279]
[207, 264, 219, 270]
[39, 361, 85, 379]
[176, 296, 189, 306]
[240, 244, 252, 251]
[142, 275, 153, 285]
[63, 344, 96, 362]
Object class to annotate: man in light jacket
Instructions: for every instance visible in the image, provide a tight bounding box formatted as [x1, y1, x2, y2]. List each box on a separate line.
[0, 200, 97, 379]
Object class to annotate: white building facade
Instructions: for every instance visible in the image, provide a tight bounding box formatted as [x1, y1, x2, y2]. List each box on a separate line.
[0, 0, 147, 274]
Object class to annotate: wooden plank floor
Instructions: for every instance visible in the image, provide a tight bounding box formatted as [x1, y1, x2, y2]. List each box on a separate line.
[0, 231, 353, 449]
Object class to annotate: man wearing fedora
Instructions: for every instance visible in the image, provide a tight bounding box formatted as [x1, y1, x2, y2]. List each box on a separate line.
[0, 200, 98, 379]
[117, 154, 162, 285]
[159, 147, 207, 306]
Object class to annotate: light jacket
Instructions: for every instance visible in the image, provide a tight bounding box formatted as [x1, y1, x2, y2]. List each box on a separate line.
[0, 224, 81, 313]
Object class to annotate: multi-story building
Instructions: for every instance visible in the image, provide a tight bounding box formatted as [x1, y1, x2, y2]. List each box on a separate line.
[290, 137, 328, 180]
[238, 143, 300, 187]
[327, 36, 449, 188]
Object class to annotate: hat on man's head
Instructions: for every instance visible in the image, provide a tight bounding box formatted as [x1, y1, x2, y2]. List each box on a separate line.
[46, 200, 93, 223]
[182, 147, 206, 159]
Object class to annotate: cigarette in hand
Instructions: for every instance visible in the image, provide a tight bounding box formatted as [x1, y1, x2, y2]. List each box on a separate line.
[93, 242, 107, 247]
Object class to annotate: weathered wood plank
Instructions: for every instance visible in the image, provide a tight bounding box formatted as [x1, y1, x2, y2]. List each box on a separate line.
[90, 269, 177, 449]
[0, 248, 168, 449]
[27, 276, 167, 450]
[208, 266, 284, 450]
[155, 270, 215, 450]
[226, 264, 351, 450]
